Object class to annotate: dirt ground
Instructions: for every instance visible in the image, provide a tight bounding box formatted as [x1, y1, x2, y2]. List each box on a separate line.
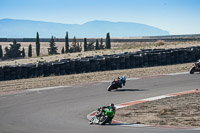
[0, 63, 192, 92]
[114, 92, 200, 128]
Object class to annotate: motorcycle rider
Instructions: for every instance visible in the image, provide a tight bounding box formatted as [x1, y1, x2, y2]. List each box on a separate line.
[196, 60, 200, 68]
[102, 103, 116, 124]
[117, 75, 126, 88]
[121, 75, 126, 86]
[117, 77, 122, 88]
[90, 103, 116, 125]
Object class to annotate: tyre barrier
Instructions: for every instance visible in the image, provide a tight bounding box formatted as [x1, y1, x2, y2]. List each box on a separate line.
[1, 46, 200, 81]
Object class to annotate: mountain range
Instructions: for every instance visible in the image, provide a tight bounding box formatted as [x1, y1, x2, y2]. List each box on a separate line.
[0, 19, 169, 38]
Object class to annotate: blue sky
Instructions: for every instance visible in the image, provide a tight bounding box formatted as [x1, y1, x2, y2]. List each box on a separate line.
[1, 0, 200, 35]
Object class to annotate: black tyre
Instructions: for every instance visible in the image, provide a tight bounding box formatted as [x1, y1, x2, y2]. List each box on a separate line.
[98, 116, 111, 125]
[190, 67, 196, 74]
[107, 84, 113, 91]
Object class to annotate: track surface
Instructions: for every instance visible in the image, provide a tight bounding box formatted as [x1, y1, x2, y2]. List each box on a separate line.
[0, 73, 199, 133]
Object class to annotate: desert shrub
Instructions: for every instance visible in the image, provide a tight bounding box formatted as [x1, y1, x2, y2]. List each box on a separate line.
[155, 40, 165, 47]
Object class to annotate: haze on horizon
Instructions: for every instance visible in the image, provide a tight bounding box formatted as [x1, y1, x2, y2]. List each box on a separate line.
[1, 0, 200, 35]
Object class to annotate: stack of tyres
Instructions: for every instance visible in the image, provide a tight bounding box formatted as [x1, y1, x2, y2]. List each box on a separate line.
[63, 60, 70, 74]
[85, 59, 91, 72]
[3, 66, 11, 80]
[147, 53, 153, 66]
[59, 62, 66, 75]
[160, 52, 166, 65]
[32, 64, 38, 78]
[169, 51, 175, 65]
[43, 62, 50, 77]
[114, 56, 120, 70]
[157, 53, 162, 65]
[139, 54, 144, 67]
[48, 62, 55, 75]
[27, 64, 35, 78]
[69, 60, 75, 74]
[152, 53, 158, 66]
[165, 52, 171, 65]
[75, 59, 81, 74]
[36, 63, 44, 77]
[119, 55, 126, 69]
[0, 67, 4, 81]
[79, 58, 89, 73]
[83, 56, 92, 72]
[10, 66, 16, 80]
[125, 54, 130, 68]
[134, 54, 141, 67]
[190, 48, 197, 61]
[98, 58, 106, 71]
[191, 47, 199, 61]
[197, 47, 200, 59]
[185, 49, 190, 63]
[21, 64, 28, 79]
[196, 47, 200, 60]
[178, 50, 184, 63]
[95, 58, 100, 71]
[173, 50, 179, 64]
[105, 56, 111, 70]
[89, 58, 96, 72]
[15, 65, 23, 79]
[142, 53, 149, 67]
[53, 62, 62, 75]
[129, 53, 136, 68]
[110, 56, 116, 70]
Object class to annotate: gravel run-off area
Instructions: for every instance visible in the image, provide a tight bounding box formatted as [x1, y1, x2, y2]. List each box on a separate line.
[114, 92, 200, 128]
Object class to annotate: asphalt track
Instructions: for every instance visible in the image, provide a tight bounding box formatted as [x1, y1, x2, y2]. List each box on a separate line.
[0, 73, 200, 133]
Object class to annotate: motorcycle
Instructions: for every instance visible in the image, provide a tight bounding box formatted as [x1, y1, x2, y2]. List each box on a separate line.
[107, 75, 126, 91]
[190, 62, 200, 74]
[89, 107, 114, 125]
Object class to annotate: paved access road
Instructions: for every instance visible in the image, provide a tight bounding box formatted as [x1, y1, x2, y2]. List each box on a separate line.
[0, 73, 199, 133]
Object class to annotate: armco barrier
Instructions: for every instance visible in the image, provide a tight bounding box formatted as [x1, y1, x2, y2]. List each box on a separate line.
[1, 46, 200, 81]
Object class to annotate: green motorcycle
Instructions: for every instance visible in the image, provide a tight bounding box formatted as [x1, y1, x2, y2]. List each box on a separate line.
[89, 107, 115, 125]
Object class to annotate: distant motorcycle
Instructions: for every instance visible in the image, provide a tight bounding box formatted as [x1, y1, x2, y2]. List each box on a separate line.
[107, 75, 126, 91]
[190, 62, 200, 74]
[89, 107, 114, 125]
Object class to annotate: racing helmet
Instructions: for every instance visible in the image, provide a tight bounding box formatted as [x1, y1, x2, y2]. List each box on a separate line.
[110, 103, 114, 107]
[122, 75, 126, 81]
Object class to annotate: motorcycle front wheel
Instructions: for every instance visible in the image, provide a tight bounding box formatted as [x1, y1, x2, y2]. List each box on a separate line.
[98, 116, 111, 125]
[190, 67, 196, 74]
[107, 84, 113, 91]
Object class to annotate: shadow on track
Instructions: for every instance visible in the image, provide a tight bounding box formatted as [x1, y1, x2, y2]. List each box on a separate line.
[113, 89, 147, 92]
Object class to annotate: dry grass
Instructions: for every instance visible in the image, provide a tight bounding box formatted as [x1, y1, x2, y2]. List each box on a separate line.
[0, 63, 192, 92]
[115, 92, 200, 127]
[0, 41, 200, 66]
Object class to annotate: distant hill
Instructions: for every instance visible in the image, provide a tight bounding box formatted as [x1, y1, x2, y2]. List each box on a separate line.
[0, 19, 169, 38]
